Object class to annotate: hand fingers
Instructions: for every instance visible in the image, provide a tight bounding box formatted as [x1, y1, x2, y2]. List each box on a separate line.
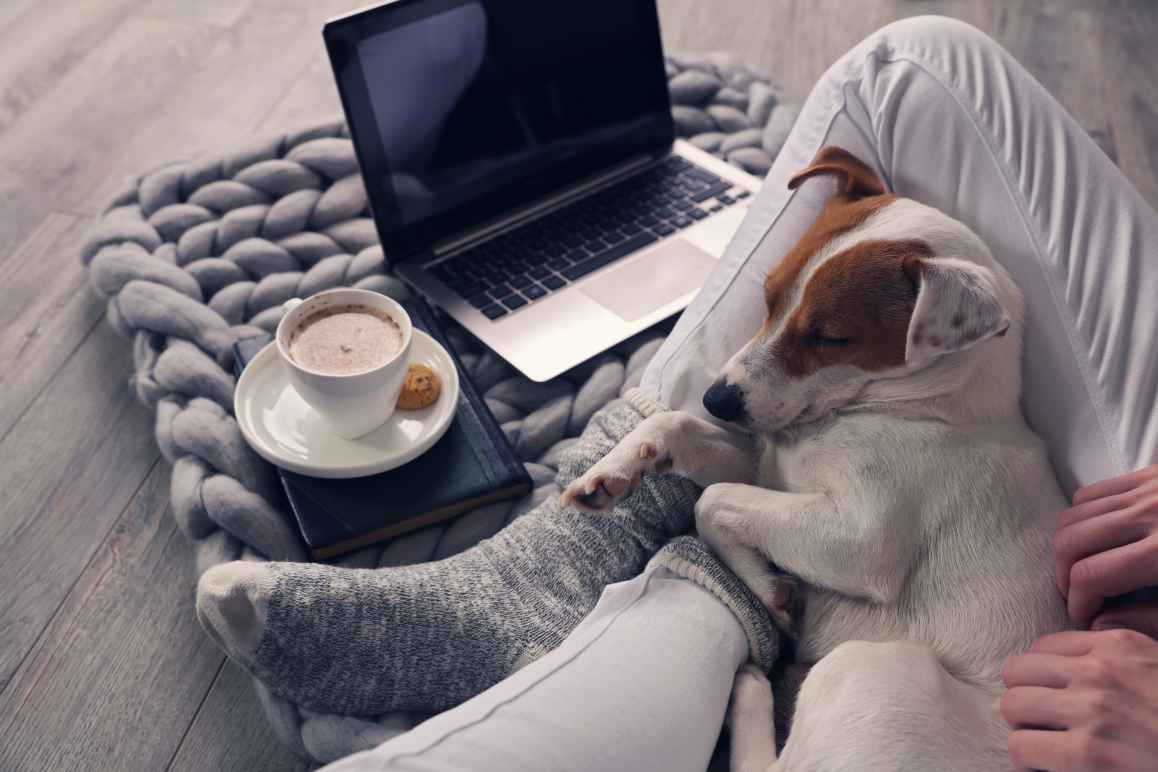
[1067, 585, 1104, 631]
[1028, 631, 1098, 656]
[1072, 465, 1155, 506]
[1092, 588, 1158, 640]
[1057, 490, 1133, 530]
[1002, 653, 1073, 689]
[1068, 536, 1158, 626]
[1008, 728, 1070, 771]
[1053, 506, 1147, 595]
[1001, 686, 1077, 730]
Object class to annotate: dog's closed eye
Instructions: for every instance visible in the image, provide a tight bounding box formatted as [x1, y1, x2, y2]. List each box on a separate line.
[807, 330, 853, 347]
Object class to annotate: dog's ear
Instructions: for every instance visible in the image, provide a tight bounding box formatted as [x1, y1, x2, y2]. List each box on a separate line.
[787, 146, 886, 199]
[902, 256, 1011, 368]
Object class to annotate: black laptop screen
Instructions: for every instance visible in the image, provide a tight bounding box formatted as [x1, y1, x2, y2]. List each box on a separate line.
[325, 0, 673, 258]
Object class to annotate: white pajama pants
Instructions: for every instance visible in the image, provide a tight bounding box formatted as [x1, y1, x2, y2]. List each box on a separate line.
[323, 15, 1158, 772]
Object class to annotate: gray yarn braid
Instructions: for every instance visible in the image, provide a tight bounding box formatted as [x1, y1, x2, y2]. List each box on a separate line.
[80, 55, 797, 763]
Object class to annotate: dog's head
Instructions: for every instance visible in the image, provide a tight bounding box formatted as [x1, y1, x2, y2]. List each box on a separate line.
[704, 146, 1017, 434]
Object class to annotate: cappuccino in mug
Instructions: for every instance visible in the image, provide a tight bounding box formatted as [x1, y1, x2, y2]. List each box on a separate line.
[287, 304, 403, 376]
[276, 289, 414, 439]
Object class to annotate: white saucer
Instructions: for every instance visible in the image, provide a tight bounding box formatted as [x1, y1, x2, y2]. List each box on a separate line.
[235, 330, 460, 479]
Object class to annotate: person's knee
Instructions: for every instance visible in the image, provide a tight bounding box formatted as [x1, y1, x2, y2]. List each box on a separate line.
[872, 14, 1003, 59]
[877, 14, 989, 44]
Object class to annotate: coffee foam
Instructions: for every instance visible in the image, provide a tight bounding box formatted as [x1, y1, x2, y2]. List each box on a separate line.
[287, 303, 402, 375]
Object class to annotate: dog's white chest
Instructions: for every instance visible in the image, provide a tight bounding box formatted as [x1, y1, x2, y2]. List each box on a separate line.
[755, 421, 836, 491]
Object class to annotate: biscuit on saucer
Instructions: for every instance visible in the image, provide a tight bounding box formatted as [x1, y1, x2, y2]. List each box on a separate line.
[397, 363, 441, 410]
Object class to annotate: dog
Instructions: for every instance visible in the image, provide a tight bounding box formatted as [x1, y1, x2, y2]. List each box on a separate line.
[561, 146, 1072, 771]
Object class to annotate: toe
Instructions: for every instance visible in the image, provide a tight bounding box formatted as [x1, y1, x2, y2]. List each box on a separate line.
[196, 561, 273, 662]
[602, 477, 631, 498]
[573, 484, 613, 512]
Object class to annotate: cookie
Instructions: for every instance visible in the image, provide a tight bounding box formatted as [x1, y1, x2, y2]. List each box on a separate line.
[396, 363, 441, 410]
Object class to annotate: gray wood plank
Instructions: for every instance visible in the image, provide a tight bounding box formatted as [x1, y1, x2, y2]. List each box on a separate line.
[87, 2, 345, 207]
[0, 213, 104, 438]
[0, 0, 46, 32]
[140, 0, 254, 27]
[254, 0, 420, 133]
[0, 0, 146, 135]
[0, 463, 228, 772]
[657, 0, 895, 103]
[257, 48, 345, 134]
[1097, 3, 1158, 209]
[0, 4, 367, 769]
[167, 661, 312, 772]
[0, 16, 219, 253]
[0, 319, 159, 692]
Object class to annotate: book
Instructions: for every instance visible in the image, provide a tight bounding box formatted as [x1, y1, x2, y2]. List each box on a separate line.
[233, 298, 532, 560]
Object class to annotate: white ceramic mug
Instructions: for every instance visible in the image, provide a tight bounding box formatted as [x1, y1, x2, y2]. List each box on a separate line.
[276, 288, 413, 439]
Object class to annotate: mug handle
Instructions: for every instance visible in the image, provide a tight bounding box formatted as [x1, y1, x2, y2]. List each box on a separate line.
[282, 298, 304, 314]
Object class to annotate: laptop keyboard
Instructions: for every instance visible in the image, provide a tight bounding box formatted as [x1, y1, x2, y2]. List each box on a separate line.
[427, 155, 751, 320]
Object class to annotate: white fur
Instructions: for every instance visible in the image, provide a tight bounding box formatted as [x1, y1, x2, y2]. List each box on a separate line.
[563, 197, 1071, 771]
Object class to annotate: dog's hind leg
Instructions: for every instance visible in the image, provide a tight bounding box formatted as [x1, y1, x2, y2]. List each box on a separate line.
[777, 640, 1008, 772]
[728, 664, 779, 772]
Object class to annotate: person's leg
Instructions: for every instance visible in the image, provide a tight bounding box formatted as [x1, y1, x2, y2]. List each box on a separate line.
[642, 15, 1158, 494]
[319, 566, 749, 772]
[196, 397, 703, 717]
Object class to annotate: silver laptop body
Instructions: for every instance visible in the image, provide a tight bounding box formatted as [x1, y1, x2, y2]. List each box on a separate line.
[326, 0, 761, 382]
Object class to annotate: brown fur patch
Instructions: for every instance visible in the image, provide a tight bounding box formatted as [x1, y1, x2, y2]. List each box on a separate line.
[763, 195, 896, 323]
[764, 147, 895, 325]
[759, 147, 919, 377]
[777, 239, 933, 376]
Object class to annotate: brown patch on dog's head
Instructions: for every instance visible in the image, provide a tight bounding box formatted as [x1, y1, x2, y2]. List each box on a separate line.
[776, 239, 933, 377]
[763, 147, 894, 326]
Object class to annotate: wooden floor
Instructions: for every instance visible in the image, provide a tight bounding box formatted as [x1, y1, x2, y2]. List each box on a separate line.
[0, 1, 1155, 770]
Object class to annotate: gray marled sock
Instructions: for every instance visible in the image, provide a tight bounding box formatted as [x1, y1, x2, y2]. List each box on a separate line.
[197, 392, 705, 717]
[649, 535, 781, 672]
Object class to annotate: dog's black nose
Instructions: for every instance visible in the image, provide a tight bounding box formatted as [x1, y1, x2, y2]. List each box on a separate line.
[703, 378, 746, 423]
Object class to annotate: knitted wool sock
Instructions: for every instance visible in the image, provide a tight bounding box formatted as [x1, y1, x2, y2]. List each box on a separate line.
[648, 535, 781, 670]
[197, 392, 705, 717]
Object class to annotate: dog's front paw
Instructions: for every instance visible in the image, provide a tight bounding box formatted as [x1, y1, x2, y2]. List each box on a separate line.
[739, 569, 798, 635]
[561, 440, 666, 513]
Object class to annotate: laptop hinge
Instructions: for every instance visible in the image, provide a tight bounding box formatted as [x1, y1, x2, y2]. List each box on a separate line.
[429, 152, 661, 258]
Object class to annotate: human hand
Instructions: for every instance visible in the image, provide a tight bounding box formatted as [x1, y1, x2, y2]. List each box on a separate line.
[1002, 629, 1158, 771]
[1052, 463, 1158, 631]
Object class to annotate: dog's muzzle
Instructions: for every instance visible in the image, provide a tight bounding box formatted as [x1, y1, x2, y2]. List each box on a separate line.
[703, 378, 746, 423]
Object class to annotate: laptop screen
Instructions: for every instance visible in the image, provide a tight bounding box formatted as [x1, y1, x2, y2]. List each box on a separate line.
[326, 0, 673, 258]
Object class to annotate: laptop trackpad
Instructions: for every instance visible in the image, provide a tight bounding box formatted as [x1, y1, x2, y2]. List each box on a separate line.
[580, 239, 715, 322]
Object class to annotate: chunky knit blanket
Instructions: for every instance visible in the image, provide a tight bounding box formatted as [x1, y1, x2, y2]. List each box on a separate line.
[79, 53, 797, 763]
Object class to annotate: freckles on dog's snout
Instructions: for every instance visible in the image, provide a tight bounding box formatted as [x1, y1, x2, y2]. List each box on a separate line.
[703, 378, 746, 423]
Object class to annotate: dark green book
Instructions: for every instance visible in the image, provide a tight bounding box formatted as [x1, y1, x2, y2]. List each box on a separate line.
[233, 298, 531, 560]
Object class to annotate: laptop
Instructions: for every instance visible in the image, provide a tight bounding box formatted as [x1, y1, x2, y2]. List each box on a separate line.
[324, 0, 760, 382]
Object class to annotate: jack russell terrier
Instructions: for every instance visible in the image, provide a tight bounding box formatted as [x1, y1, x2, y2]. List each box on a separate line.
[561, 147, 1072, 771]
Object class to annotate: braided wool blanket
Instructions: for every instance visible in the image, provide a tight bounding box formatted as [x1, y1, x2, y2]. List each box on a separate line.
[80, 53, 798, 763]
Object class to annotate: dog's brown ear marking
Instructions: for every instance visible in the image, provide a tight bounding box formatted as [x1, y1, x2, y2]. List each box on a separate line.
[787, 146, 887, 200]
